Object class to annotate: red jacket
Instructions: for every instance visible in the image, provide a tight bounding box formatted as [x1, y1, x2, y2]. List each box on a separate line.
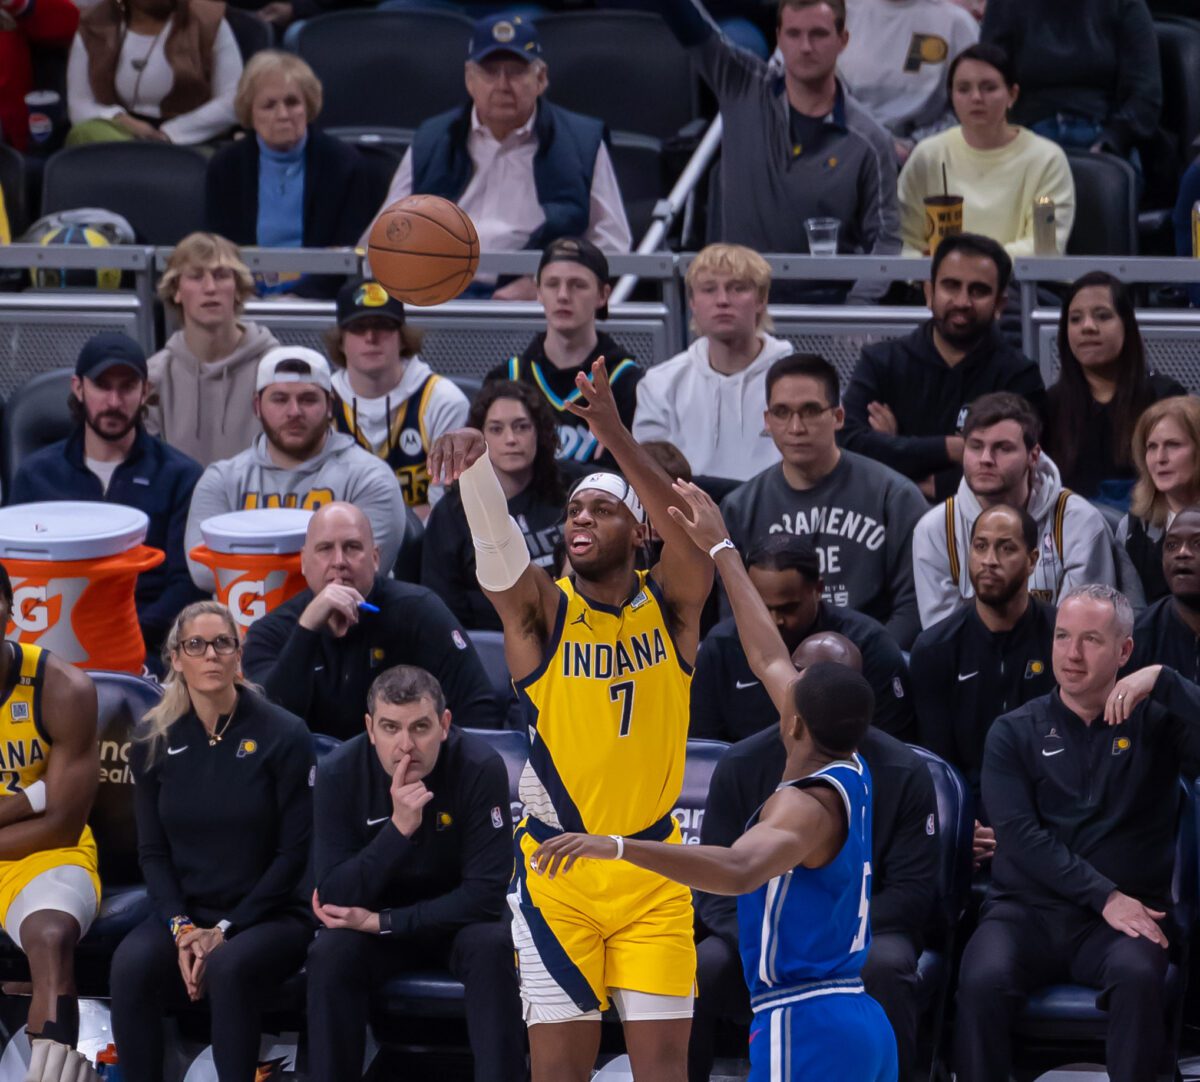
[0, 0, 79, 152]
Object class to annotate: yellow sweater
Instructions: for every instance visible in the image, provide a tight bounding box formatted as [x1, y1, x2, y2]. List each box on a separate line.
[0, 187, 9, 245]
[898, 126, 1075, 256]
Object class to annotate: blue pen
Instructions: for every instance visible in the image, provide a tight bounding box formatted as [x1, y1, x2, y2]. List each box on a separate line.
[358, 601, 381, 614]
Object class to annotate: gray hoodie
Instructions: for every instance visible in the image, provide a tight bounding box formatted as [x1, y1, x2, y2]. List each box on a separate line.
[912, 453, 1117, 628]
[185, 429, 406, 590]
[146, 321, 280, 467]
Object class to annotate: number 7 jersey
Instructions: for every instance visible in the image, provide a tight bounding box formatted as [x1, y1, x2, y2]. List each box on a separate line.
[514, 570, 693, 837]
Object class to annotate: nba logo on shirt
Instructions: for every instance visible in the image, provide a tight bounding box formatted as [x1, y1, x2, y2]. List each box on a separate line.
[956, 406, 969, 432]
[9, 702, 29, 723]
[491, 806, 505, 829]
[452, 630, 467, 651]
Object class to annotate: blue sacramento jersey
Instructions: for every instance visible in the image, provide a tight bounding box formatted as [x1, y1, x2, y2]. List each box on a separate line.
[737, 754, 873, 1013]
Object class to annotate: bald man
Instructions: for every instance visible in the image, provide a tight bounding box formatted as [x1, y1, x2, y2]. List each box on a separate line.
[1127, 507, 1200, 682]
[688, 632, 938, 1082]
[242, 502, 502, 737]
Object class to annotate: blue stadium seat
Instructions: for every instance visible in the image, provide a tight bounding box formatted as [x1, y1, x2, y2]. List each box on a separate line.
[392, 504, 425, 584]
[224, 6, 275, 62]
[0, 367, 72, 502]
[1065, 150, 1139, 256]
[464, 630, 511, 708]
[675, 737, 727, 844]
[0, 142, 28, 239]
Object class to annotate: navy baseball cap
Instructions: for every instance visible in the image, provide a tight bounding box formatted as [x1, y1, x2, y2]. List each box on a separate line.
[75, 332, 148, 381]
[336, 278, 406, 329]
[467, 13, 542, 64]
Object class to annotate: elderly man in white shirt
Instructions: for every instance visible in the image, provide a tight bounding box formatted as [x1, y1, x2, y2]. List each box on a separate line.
[364, 13, 630, 300]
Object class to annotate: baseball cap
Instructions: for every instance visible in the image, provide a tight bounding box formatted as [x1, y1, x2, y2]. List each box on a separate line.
[467, 13, 542, 64]
[256, 346, 333, 394]
[336, 278, 406, 329]
[75, 332, 148, 381]
[537, 237, 612, 320]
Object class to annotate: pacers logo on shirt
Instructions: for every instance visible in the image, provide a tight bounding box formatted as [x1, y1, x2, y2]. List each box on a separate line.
[903, 33, 949, 72]
[237, 739, 258, 758]
[1025, 660, 1046, 679]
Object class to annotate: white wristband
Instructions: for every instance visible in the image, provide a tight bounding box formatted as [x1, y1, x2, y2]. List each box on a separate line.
[609, 834, 625, 861]
[708, 538, 736, 560]
[24, 780, 46, 814]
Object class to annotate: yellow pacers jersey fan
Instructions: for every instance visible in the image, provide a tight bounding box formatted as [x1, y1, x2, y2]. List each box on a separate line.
[516, 569, 691, 837]
[0, 644, 99, 924]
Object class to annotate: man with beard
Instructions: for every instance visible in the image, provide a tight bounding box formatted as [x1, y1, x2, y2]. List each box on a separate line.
[910, 504, 1056, 870]
[1126, 507, 1200, 680]
[184, 347, 406, 591]
[913, 391, 1114, 627]
[840, 233, 1045, 501]
[11, 333, 204, 659]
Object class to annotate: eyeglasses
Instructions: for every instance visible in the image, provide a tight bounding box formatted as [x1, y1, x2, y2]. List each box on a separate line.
[767, 403, 836, 424]
[179, 635, 239, 657]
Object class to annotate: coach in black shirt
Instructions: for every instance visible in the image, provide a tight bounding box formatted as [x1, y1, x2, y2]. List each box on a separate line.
[1127, 507, 1200, 681]
[689, 633, 938, 1082]
[306, 665, 521, 1082]
[691, 534, 914, 742]
[242, 502, 501, 737]
[955, 584, 1200, 1082]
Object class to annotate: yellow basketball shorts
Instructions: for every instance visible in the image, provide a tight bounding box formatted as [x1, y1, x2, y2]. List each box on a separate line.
[509, 815, 697, 1020]
[0, 825, 100, 929]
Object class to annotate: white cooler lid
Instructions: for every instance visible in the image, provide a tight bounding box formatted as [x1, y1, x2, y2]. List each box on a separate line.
[0, 502, 149, 560]
[200, 508, 313, 555]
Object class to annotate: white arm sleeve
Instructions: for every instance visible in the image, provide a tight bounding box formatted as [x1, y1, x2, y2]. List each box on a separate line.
[458, 452, 531, 592]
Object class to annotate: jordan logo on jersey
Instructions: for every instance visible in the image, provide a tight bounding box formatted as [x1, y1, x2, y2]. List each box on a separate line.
[560, 629, 668, 680]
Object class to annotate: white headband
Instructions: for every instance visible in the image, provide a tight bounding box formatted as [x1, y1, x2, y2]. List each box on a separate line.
[568, 472, 645, 524]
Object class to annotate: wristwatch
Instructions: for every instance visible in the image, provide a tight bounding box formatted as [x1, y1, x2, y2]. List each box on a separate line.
[378, 909, 393, 936]
[216, 919, 233, 938]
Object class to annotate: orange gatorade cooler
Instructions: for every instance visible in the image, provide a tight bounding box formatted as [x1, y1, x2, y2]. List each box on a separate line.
[0, 502, 164, 673]
[190, 509, 312, 632]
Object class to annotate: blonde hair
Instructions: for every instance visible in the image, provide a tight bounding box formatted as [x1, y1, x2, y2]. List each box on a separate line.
[157, 233, 256, 316]
[1130, 395, 1200, 527]
[322, 323, 424, 369]
[685, 243, 774, 332]
[141, 602, 254, 759]
[234, 50, 323, 130]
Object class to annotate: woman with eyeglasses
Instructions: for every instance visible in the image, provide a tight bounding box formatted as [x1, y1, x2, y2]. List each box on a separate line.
[110, 601, 314, 1082]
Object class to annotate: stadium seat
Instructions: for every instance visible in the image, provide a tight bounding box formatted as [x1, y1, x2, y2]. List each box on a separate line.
[450, 373, 483, 402]
[534, 12, 700, 141]
[224, 6, 275, 62]
[675, 737, 727, 843]
[0, 142, 28, 239]
[293, 10, 472, 135]
[1011, 778, 1197, 1073]
[392, 504, 425, 584]
[1157, 19, 1200, 162]
[0, 367, 72, 502]
[42, 143, 208, 245]
[464, 630, 511, 708]
[1064, 150, 1139, 256]
[609, 132, 664, 244]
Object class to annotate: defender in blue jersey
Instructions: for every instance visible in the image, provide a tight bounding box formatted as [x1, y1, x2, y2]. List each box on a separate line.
[531, 481, 898, 1081]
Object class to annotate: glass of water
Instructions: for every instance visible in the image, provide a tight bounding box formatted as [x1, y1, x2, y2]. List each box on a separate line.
[804, 217, 840, 256]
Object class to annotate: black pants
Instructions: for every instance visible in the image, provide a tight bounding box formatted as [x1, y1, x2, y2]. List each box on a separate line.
[686, 932, 918, 1082]
[305, 917, 525, 1082]
[955, 899, 1170, 1082]
[110, 914, 313, 1082]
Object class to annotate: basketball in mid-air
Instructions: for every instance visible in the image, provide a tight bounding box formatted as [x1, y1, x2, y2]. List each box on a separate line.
[367, 195, 480, 307]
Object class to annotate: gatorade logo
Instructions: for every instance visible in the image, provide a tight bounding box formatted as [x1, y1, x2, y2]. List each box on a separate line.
[227, 579, 268, 627]
[903, 33, 949, 72]
[11, 586, 58, 635]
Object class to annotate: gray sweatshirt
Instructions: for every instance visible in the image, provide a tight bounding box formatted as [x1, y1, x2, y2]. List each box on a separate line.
[185, 430, 406, 590]
[720, 450, 928, 648]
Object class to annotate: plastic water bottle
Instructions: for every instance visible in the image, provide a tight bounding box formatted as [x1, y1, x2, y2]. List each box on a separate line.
[95, 1043, 123, 1081]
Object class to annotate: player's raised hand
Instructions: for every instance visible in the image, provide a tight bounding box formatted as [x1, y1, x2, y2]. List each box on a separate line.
[666, 480, 732, 552]
[563, 358, 622, 442]
[428, 428, 488, 486]
[530, 832, 620, 878]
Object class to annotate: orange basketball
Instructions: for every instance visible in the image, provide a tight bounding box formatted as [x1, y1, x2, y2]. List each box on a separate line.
[367, 195, 480, 306]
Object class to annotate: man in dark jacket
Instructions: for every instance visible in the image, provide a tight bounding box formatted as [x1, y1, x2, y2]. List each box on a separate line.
[839, 233, 1045, 501]
[306, 665, 522, 1082]
[1126, 506, 1200, 681]
[10, 332, 204, 659]
[241, 502, 502, 736]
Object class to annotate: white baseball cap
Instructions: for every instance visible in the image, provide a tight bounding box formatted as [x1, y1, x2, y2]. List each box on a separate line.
[256, 346, 333, 393]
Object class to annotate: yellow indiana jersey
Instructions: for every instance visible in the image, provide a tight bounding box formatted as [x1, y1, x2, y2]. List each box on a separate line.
[0, 643, 52, 797]
[515, 570, 692, 836]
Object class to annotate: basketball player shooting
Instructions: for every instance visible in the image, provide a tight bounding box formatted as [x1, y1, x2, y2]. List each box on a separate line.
[530, 482, 900, 1082]
[427, 359, 713, 1082]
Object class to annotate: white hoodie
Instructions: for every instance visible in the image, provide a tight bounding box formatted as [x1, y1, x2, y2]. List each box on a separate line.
[912, 452, 1117, 628]
[632, 333, 794, 480]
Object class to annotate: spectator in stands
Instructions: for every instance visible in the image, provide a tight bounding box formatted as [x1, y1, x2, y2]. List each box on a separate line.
[205, 51, 374, 299]
[184, 347, 407, 589]
[111, 601, 314, 1082]
[633, 244, 793, 482]
[11, 332, 204, 659]
[307, 664, 523, 1082]
[146, 233, 280, 467]
[365, 14, 630, 300]
[956, 585, 1197, 1082]
[840, 233, 1044, 501]
[1126, 507, 1200, 681]
[327, 277, 468, 519]
[1042, 272, 1185, 507]
[898, 44, 1074, 255]
[910, 504, 1055, 819]
[913, 391, 1116, 627]
[0, 184, 7, 244]
[1117, 396, 1200, 604]
[1172, 157, 1200, 304]
[690, 533, 914, 742]
[242, 502, 501, 737]
[980, 0, 1160, 161]
[691, 630, 938, 1082]
[484, 237, 642, 470]
[651, 0, 900, 304]
[65, 0, 241, 146]
[839, 0, 978, 162]
[721, 353, 928, 648]
[421, 380, 565, 631]
[0, 0, 78, 152]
